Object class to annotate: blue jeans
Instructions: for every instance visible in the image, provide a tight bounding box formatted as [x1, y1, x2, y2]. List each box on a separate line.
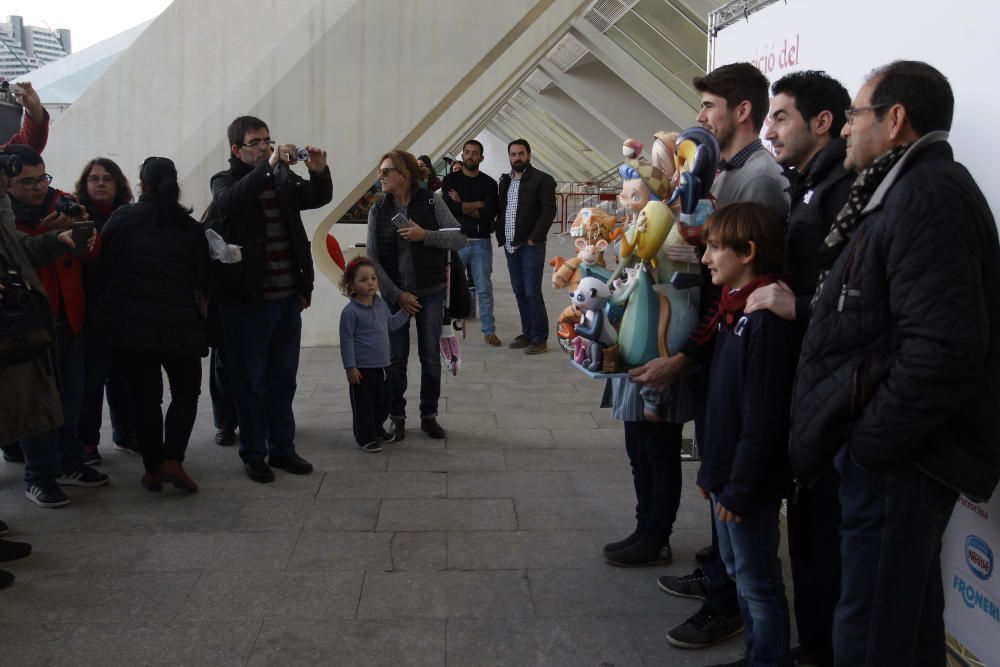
[833, 449, 957, 667]
[21, 323, 86, 487]
[219, 294, 302, 463]
[457, 239, 496, 335]
[388, 288, 444, 420]
[505, 243, 548, 343]
[713, 495, 790, 667]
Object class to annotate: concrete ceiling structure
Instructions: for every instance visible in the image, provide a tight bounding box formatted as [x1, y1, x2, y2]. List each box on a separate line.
[36, 0, 731, 344]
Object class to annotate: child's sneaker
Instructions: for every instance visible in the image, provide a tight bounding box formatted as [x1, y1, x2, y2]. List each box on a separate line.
[56, 466, 111, 487]
[25, 484, 69, 508]
[359, 441, 382, 453]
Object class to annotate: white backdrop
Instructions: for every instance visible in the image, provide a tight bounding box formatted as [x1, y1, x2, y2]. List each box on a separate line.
[713, 0, 1000, 222]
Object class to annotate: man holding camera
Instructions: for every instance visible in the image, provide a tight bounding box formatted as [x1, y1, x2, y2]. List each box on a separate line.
[1, 81, 49, 153]
[3, 144, 108, 506]
[209, 116, 331, 483]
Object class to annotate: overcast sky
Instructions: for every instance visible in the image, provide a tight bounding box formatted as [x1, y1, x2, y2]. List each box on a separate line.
[5, 1, 173, 52]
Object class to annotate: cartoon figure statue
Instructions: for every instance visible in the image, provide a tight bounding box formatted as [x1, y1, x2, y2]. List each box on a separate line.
[666, 126, 720, 243]
[570, 277, 617, 372]
[550, 208, 618, 340]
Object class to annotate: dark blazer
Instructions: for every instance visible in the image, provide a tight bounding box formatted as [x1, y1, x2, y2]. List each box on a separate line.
[496, 164, 557, 247]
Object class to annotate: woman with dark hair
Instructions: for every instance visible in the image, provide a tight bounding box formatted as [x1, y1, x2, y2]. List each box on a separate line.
[95, 157, 208, 492]
[74, 157, 136, 464]
[416, 155, 441, 192]
[366, 149, 466, 441]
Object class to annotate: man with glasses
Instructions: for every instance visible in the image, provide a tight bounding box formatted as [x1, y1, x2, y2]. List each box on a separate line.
[208, 116, 331, 483]
[2, 144, 109, 507]
[790, 61, 1000, 665]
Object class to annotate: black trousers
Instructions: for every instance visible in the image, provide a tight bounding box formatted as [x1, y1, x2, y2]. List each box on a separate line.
[348, 367, 390, 446]
[116, 348, 202, 473]
[209, 344, 239, 432]
[624, 421, 683, 545]
[788, 468, 841, 666]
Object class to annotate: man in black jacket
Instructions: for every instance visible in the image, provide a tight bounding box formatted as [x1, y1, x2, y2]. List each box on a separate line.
[791, 61, 1000, 666]
[745, 70, 852, 667]
[442, 139, 500, 346]
[496, 139, 556, 355]
[210, 116, 332, 483]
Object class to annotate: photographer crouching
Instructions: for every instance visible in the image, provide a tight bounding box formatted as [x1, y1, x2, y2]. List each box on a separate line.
[1, 144, 108, 506]
[0, 149, 96, 587]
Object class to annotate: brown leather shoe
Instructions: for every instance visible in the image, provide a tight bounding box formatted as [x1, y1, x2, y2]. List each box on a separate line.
[484, 333, 502, 347]
[525, 341, 548, 355]
[159, 460, 199, 492]
[141, 472, 163, 492]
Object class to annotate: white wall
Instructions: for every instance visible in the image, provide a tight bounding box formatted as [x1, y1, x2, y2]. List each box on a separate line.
[713, 0, 1000, 222]
[40, 0, 590, 346]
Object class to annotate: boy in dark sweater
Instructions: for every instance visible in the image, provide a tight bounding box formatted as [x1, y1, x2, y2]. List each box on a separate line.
[698, 202, 796, 666]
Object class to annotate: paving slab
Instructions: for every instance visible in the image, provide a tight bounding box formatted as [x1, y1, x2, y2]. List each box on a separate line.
[377, 498, 516, 531]
[357, 570, 533, 619]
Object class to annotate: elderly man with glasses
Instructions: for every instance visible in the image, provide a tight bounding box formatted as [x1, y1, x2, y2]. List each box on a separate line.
[207, 116, 332, 484]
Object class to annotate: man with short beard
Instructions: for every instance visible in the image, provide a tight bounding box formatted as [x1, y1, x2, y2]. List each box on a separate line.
[746, 69, 853, 667]
[442, 140, 500, 346]
[496, 139, 556, 355]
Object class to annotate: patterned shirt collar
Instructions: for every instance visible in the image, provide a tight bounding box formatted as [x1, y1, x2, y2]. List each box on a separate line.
[719, 139, 764, 171]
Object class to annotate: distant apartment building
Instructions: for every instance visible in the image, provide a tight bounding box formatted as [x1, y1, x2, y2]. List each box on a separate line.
[0, 15, 71, 79]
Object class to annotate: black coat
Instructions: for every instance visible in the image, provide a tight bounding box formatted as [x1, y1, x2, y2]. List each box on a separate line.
[208, 156, 332, 304]
[496, 164, 557, 247]
[790, 136, 1000, 501]
[784, 138, 854, 325]
[95, 199, 209, 356]
[699, 310, 798, 516]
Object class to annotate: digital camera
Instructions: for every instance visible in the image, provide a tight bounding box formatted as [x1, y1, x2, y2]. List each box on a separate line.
[0, 270, 32, 311]
[55, 196, 85, 218]
[0, 153, 21, 178]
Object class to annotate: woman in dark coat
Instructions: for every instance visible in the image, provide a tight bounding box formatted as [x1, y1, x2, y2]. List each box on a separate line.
[95, 157, 208, 492]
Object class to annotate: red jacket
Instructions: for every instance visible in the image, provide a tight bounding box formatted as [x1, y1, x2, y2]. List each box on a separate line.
[12, 188, 100, 335]
[1, 108, 49, 152]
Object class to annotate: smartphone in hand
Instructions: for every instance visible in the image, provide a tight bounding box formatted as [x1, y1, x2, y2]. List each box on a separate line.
[391, 213, 410, 229]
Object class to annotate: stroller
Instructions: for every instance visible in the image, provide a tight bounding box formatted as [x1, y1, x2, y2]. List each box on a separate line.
[440, 250, 471, 376]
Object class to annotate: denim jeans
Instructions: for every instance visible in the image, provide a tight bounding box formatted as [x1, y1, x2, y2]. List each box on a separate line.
[505, 243, 548, 343]
[833, 449, 958, 667]
[713, 495, 790, 667]
[457, 238, 496, 335]
[78, 325, 133, 447]
[209, 344, 239, 433]
[21, 323, 86, 486]
[388, 288, 444, 420]
[219, 294, 302, 463]
[624, 420, 682, 545]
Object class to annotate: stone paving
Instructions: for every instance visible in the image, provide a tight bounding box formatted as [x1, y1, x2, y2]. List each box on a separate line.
[0, 242, 763, 665]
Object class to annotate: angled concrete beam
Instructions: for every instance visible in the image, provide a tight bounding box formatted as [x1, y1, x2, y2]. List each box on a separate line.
[504, 94, 613, 176]
[518, 82, 622, 163]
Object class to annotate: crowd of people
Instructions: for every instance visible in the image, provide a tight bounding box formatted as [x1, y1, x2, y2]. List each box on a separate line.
[0, 55, 997, 667]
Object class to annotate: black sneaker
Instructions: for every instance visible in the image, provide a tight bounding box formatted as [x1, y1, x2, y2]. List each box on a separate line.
[24, 484, 69, 508]
[0, 570, 13, 590]
[666, 607, 745, 649]
[359, 441, 382, 453]
[2, 445, 24, 463]
[0, 538, 31, 562]
[508, 334, 530, 349]
[56, 466, 111, 487]
[215, 430, 236, 447]
[244, 458, 275, 483]
[377, 427, 395, 443]
[390, 418, 406, 442]
[268, 452, 313, 475]
[602, 530, 640, 555]
[707, 658, 748, 667]
[657, 567, 710, 599]
[113, 441, 141, 455]
[695, 543, 715, 564]
[604, 538, 672, 567]
[420, 418, 446, 439]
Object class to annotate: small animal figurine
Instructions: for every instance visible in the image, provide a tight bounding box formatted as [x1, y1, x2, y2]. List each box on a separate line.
[571, 277, 617, 372]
